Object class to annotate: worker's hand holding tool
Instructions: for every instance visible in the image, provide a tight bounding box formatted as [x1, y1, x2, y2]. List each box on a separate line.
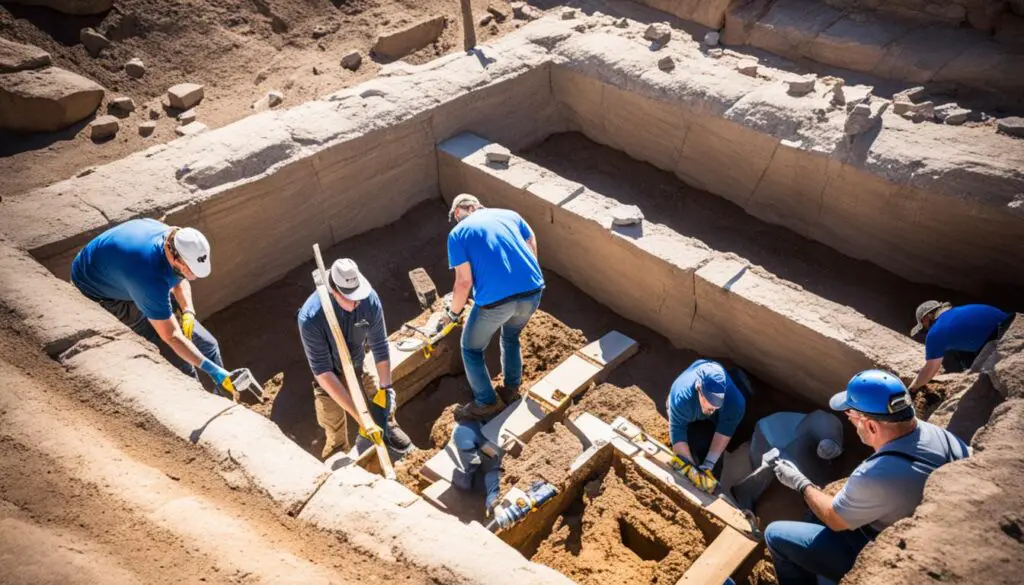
[359, 423, 385, 447]
[199, 358, 236, 395]
[670, 455, 716, 493]
[180, 309, 196, 340]
[440, 296, 464, 328]
[696, 459, 719, 493]
[773, 459, 813, 493]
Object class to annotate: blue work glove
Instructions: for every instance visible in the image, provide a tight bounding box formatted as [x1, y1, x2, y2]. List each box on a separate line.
[199, 358, 235, 394]
[773, 459, 813, 493]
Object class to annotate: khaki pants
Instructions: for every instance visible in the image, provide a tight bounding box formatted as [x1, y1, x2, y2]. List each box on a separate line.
[313, 368, 379, 458]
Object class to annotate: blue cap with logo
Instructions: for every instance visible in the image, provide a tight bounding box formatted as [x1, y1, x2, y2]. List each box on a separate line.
[830, 369, 915, 422]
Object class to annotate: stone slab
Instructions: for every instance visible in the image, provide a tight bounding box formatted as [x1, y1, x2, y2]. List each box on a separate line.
[566, 411, 617, 447]
[481, 397, 548, 448]
[576, 330, 638, 368]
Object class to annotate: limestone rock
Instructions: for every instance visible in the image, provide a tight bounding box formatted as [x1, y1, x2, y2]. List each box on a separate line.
[934, 103, 971, 125]
[89, 115, 118, 140]
[895, 100, 934, 122]
[109, 96, 135, 113]
[138, 121, 156, 136]
[704, 31, 720, 47]
[167, 83, 204, 110]
[610, 204, 643, 226]
[895, 86, 927, 102]
[787, 75, 816, 96]
[0, 67, 104, 133]
[658, 56, 675, 72]
[614, 17, 629, 28]
[830, 80, 846, 105]
[512, 2, 541, 21]
[737, 59, 758, 77]
[996, 116, 1024, 138]
[708, 48, 724, 58]
[80, 27, 110, 57]
[3, 0, 113, 15]
[311, 23, 339, 39]
[124, 58, 146, 79]
[341, 51, 362, 71]
[177, 109, 196, 124]
[0, 38, 52, 73]
[372, 16, 445, 60]
[486, 6, 507, 22]
[644, 22, 672, 45]
[844, 101, 887, 136]
[561, 8, 577, 20]
[483, 143, 511, 165]
[175, 122, 208, 137]
[252, 90, 284, 112]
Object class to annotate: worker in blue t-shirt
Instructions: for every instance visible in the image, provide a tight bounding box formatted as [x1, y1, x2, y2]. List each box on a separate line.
[440, 194, 544, 422]
[297, 258, 412, 459]
[71, 219, 242, 394]
[666, 359, 748, 494]
[908, 301, 1013, 391]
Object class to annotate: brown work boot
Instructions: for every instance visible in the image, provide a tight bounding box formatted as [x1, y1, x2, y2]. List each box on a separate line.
[496, 384, 521, 405]
[454, 396, 506, 422]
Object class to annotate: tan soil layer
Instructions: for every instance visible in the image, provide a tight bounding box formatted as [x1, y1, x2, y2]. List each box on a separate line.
[747, 558, 779, 585]
[500, 422, 583, 495]
[568, 382, 671, 445]
[0, 0, 522, 196]
[532, 459, 707, 585]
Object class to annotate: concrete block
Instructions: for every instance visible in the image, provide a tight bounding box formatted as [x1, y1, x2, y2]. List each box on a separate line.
[576, 331, 638, 368]
[198, 405, 329, 514]
[421, 446, 466, 484]
[481, 397, 548, 448]
[526, 378, 566, 411]
[543, 354, 603, 394]
[167, 83, 204, 110]
[566, 412, 616, 447]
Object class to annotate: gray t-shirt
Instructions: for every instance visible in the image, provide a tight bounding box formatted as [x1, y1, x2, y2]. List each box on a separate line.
[833, 420, 968, 532]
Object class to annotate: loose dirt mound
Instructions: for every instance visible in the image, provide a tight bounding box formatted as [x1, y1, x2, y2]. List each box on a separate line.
[394, 447, 434, 493]
[500, 422, 583, 494]
[568, 383, 670, 445]
[532, 460, 707, 584]
[747, 558, 779, 585]
[251, 371, 284, 418]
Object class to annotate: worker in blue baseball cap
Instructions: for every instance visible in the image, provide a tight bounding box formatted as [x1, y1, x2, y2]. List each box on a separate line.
[666, 359, 750, 494]
[763, 370, 969, 585]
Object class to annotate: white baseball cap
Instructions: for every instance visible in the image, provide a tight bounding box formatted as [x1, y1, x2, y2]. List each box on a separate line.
[330, 258, 372, 301]
[173, 228, 211, 278]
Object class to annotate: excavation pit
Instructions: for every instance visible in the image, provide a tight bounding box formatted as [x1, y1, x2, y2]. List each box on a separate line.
[3, 9, 1022, 585]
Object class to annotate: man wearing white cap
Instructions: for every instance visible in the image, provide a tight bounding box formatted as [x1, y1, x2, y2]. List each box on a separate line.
[442, 194, 545, 422]
[297, 257, 413, 459]
[71, 218, 237, 393]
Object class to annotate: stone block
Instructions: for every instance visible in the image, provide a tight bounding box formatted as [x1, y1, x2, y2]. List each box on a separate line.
[80, 27, 109, 57]
[576, 331, 638, 368]
[198, 406, 328, 514]
[109, 96, 135, 113]
[997, 116, 1024, 138]
[540, 354, 603, 400]
[408, 267, 437, 308]
[373, 16, 446, 59]
[0, 67, 105, 133]
[89, 114, 118, 139]
[0, 37, 51, 73]
[737, 59, 758, 76]
[484, 143, 511, 165]
[609, 204, 643, 227]
[124, 57, 145, 78]
[167, 83, 204, 110]
[787, 75, 816, 96]
[657, 56, 675, 72]
[177, 108, 196, 124]
[481, 397, 548, 448]
[175, 121, 208, 136]
[421, 446, 463, 484]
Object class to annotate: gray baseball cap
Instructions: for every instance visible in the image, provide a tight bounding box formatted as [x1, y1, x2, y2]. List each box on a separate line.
[911, 300, 950, 336]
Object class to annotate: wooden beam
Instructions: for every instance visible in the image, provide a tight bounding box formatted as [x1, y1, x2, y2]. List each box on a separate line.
[677, 526, 758, 585]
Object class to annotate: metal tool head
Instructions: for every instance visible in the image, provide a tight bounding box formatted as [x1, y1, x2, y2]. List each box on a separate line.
[228, 368, 265, 403]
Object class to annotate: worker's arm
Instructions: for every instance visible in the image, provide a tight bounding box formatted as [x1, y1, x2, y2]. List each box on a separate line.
[672, 441, 695, 464]
[149, 317, 210, 367]
[170, 279, 195, 313]
[314, 371, 360, 422]
[526, 236, 538, 260]
[367, 301, 392, 388]
[704, 432, 731, 466]
[804, 486, 850, 532]
[450, 262, 473, 316]
[908, 358, 942, 390]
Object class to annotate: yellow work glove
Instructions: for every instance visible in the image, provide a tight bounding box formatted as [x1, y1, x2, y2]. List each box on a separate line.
[358, 423, 384, 446]
[180, 309, 196, 340]
[691, 467, 718, 494]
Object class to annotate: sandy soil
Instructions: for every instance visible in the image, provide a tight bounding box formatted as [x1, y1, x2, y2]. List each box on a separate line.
[569, 382, 672, 444]
[532, 459, 708, 585]
[747, 559, 779, 585]
[0, 311, 433, 584]
[500, 422, 583, 494]
[0, 0, 523, 196]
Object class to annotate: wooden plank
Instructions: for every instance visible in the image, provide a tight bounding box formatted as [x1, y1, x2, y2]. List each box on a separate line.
[677, 526, 758, 585]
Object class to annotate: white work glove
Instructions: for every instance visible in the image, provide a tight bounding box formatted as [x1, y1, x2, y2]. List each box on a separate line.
[773, 459, 813, 493]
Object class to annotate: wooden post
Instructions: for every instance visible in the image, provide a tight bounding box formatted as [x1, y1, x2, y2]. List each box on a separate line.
[461, 0, 476, 51]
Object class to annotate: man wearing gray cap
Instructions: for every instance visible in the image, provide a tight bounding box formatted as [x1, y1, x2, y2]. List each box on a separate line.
[297, 258, 413, 459]
[71, 218, 239, 394]
[441, 194, 544, 422]
[907, 301, 1012, 391]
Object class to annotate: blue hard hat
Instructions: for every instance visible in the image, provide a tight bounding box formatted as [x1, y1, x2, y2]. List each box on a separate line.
[829, 370, 914, 421]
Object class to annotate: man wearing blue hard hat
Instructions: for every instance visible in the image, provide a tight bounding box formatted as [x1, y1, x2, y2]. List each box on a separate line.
[764, 370, 969, 585]
[907, 300, 1013, 391]
[666, 359, 750, 494]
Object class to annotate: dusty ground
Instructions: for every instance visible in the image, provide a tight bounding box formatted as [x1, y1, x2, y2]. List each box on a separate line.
[0, 0, 523, 196]
[569, 382, 671, 445]
[531, 459, 708, 585]
[500, 422, 583, 494]
[0, 310, 434, 585]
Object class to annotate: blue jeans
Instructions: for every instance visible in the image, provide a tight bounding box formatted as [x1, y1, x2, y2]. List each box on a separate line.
[764, 519, 873, 585]
[452, 421, 503, 508]
[461, 290, 542, 406]
[96, 297, 223, 379]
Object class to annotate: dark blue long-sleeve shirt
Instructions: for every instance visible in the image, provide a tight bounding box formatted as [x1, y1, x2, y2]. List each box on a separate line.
[297, 288, 389, 376]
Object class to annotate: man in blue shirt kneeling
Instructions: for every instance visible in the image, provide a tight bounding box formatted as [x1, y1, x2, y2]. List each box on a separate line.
[908, 300, 1013, 391]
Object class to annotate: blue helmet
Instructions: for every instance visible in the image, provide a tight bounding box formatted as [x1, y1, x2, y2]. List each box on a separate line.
[829, 370, 914, 421]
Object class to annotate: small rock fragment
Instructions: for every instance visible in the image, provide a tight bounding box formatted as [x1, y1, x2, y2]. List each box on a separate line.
[479, 14, 494, 26]
[895, 86, 927, 102]
[139, 121, 156, 136]
[80, 27, 110, 57]
[175, 122, 208, 137]
[704, 31, 720, 46]
[996, 116, 1024, 138]
[486, 6, 507, 22]
[644, 22, 672, 45]
[252, 90, 284, 111]
[177, 109, 196, 124]
[561, 8, 577, 20]
[845, 103, 877, 136]
[708, 48, 724, 59]
[0, 38, 52, 73]
[341, 50, 362, 71]
[109, 96, 135, 113]
[657, 56, 675, 72]
[737, 59, 758, 77]
[148, 108, 160, 120]
[311, 23, 338, 39]
[896, 100, 934, 122]
[512, 2, 541, 21]
[312, 65, 322, 75]
[787, 75, 816, 96]
[89, 115, 119, 139]
[614, 17, 629, 28]
[611, 204, 643, 227]
[167, 83, 204, 110]
[124, 57, 146, 78]
[831, 80, 846, 105]
[934, 103, 970, 125]
[483, 143, 511, 165]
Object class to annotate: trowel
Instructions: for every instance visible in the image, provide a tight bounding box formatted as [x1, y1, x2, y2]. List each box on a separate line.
[730, 447, 780, 512]
[226, 368, 266, 403]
